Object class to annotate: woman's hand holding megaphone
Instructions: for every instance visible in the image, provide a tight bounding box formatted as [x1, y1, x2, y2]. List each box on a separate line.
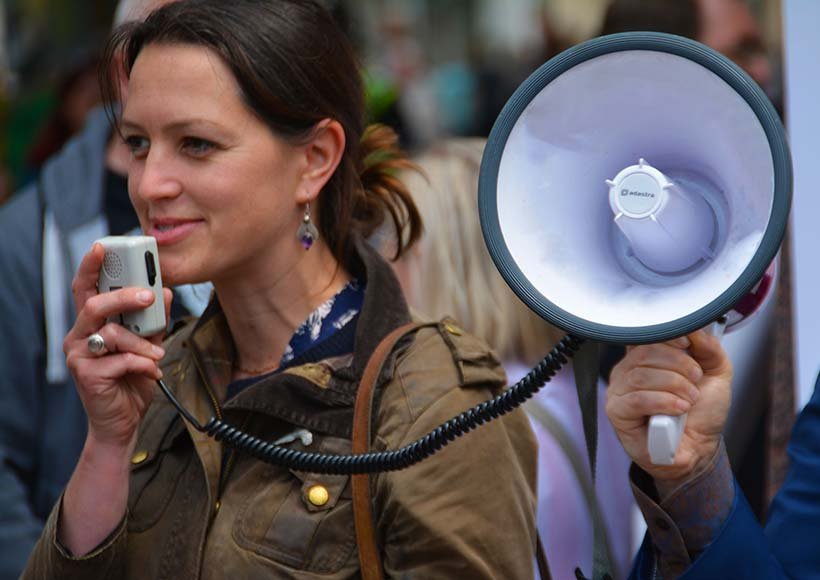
[606, 330, 733, 488]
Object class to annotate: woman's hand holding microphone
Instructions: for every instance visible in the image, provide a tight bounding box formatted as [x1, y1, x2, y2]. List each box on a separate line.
[59, 243, 172, 555]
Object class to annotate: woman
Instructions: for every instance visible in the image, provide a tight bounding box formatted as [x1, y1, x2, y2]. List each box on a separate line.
[23, 2, 537, 578]
[390, 138, 635, 580]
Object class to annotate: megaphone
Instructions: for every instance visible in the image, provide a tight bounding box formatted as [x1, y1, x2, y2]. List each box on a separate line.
[479, 32, 792, 464]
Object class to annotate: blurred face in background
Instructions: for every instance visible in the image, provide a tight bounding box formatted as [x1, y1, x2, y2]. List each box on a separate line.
[696, 0, 772, 91]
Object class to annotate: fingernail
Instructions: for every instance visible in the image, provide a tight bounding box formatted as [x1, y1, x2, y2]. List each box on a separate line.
[677, 399, 691, 412]
[689, 386, 700, 402]
[156, 368, 164, 379]
[153, 345, 165, 358]
[138, 290, 154, 303]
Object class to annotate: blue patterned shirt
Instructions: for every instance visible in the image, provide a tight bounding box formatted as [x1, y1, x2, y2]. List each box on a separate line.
[226, 278, 364, 400]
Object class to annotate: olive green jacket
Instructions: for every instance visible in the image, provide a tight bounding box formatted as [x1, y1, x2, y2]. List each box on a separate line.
[23, 240, 538, 579]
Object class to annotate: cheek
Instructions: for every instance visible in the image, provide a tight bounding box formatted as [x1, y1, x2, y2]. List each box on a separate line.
[127, 166, 145, 207]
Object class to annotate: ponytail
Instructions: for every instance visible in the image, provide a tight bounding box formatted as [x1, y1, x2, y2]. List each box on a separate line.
[320, 123, 422, 263]
[355, 124, 422, 260]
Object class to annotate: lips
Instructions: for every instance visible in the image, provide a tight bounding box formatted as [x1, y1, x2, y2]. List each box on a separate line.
[148, 218, 204, 245]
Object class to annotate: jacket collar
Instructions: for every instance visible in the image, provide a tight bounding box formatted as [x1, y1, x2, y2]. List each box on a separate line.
[182, 235, 412, 437]
[346, 234, 413, 377]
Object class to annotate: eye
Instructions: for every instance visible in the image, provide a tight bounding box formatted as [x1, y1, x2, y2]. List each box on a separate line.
[181, 137, 216, 157]
[124, 135, 149, 159]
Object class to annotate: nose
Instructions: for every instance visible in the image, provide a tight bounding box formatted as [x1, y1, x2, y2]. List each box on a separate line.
[132, 148, 183, 203]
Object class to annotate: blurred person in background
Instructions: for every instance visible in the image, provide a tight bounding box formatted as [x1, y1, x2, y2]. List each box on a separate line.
[601, 0, 776, 110]
[0, 1, 190, 577]
[388, 138, 636, 580]
[24, 48, 102, 175]
[363, 17, 442, 150]
[1, 77, 10, 205]
[0, 167, 9, 205]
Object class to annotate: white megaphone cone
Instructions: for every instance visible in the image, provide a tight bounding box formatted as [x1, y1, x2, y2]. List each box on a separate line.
[479, 32, 792, 466]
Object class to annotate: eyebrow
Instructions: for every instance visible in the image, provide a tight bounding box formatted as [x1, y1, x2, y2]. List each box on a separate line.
[120, 118, 230, 135]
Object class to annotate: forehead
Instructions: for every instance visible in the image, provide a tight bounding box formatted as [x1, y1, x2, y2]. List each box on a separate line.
[124, 42, 245, 120]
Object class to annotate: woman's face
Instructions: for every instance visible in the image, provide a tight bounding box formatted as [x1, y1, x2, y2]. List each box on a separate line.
[121, 43, 307, 286]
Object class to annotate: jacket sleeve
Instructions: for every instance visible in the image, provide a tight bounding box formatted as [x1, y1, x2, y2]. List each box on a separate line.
[0, 188, 50, 577]
[763, 373, 820, 578]
[630, 376, 820, 579]
[372, 327, 538, 580]
[21, 495, 127, 580]
[630, 482, 788, 579]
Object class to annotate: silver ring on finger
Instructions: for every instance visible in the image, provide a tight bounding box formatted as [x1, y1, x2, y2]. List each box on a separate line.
[87, 333, 107, 356]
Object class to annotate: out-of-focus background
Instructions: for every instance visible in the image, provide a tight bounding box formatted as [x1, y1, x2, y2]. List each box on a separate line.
[0, 0, 785, 200]
[0, 0, 115, 200]
[4, 0, 817, 551]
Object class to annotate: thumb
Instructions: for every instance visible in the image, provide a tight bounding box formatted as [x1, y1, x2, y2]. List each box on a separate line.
[163, 287, 174, 326]
[687, 329, 731, 375]
[148, 288, 174, 346]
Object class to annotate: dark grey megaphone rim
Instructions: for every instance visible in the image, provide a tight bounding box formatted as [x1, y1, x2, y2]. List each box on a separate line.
[479, 32, 792, 345]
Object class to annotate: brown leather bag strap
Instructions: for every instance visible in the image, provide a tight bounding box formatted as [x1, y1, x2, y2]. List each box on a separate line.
[351, 322, 433, 580]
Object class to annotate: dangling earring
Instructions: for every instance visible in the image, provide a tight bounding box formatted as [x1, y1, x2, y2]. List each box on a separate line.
[297, 201, 319, 250]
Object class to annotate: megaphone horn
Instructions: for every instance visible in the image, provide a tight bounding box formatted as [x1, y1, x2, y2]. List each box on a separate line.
[479, 32, 792, 464]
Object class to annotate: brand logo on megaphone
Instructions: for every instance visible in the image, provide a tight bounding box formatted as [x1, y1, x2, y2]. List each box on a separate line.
[621, 188, 656, 198]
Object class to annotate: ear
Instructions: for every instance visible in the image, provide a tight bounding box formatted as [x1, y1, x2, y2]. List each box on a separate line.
[296, 119, 346, 204]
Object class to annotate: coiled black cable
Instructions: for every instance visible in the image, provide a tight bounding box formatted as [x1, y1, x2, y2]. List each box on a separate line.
[157, 333, 584, 474]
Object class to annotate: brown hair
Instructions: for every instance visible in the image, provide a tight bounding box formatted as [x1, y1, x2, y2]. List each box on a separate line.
[101, 0, 421, 262]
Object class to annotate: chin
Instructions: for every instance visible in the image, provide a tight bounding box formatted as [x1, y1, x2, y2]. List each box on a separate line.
[158, 259, 195, 287]
[163, 270, 209, 287]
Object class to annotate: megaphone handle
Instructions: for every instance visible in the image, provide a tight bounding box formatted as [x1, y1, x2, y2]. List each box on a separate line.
[647, 319, 726, 465]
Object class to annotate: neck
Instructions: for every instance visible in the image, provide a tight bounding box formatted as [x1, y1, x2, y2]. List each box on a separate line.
[216, 240, 351, 379]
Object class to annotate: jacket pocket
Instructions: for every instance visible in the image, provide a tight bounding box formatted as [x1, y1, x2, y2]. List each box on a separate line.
[127, 408, 190, 532]
[233, 435, 356, 573]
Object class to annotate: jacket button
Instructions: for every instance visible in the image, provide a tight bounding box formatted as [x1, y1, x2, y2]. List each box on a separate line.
[215, 500, 222, 513]
[131, 450, 149, 465]
[444, 323, 462, 336]
[307, 485, 329, 506]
